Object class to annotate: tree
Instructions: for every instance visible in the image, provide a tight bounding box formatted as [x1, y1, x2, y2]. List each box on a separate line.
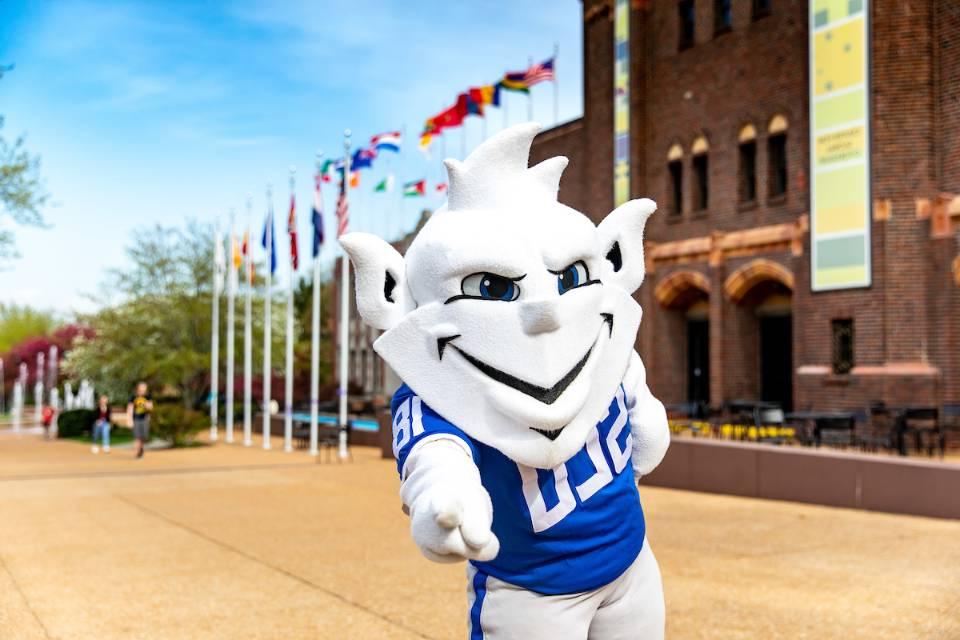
[0, 68, 47, 260]
[65, 221, 282, 409]
[0, 303, 56, 352]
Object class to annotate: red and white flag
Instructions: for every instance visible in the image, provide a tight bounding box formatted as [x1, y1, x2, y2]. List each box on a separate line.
[287, 193, 298, 270]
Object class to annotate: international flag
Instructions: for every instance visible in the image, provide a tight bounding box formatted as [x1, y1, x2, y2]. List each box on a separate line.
[351, 147, 377, 171]
[242, 228, 254, 282]
[472, 84, 500, 108]
[375, 174, 395, 193]
[457, 92, 483, 117]
[312, 174, 324, 258]
[499, 71, 530, 93]
[261, 205, 277, 275]
[419, 131, 433, 156]
[336, 172, 349, 237]
[320, 158, 342, 183]
[435, 182, 447, 194]
[433, 103, 466, 130]
[403, 180, 426, 197]
[370, 131, 401, 153]
[287, 192, 298, 270]
[349, 170, 360, 189]
[524, 57, 556, 87]
[231, 232, 242, 270]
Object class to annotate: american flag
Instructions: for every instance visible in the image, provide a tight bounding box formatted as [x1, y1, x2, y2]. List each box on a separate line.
[524, 57, 555, 87]
[336, 172, 349, 237]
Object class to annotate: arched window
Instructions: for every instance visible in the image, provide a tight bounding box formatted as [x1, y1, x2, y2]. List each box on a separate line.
[667, 144, 684, 217]
[692, 136, 709, 211]
[738, 124, 757, 203]
[768, 115, 789, 198]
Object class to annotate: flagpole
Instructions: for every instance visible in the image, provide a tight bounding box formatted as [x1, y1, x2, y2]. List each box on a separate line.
[310, 152, 323, 456]
[284, 167, 296, 453]
[553, 42, 560, 124]
[338, 130, 351, 460]
[210, 220, 220, 441]
[225, 208, 237, 443]
[263, 185, 273, 450]
[243, 195, 253, 447]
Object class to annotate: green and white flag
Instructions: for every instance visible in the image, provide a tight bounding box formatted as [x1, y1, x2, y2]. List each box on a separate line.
[374, 173, 395, 193]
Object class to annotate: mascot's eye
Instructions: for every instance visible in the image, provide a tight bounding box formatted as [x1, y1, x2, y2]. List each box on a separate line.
[556, 261, 590, 294]
[461, 272, 520, 301]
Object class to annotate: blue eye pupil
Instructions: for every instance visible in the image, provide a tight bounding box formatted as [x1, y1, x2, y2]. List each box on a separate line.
[480, 275, 514, 300]
[558, 265, 580, 293]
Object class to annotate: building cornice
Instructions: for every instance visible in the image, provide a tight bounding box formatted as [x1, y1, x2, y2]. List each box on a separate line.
[646, 215, 808, 273]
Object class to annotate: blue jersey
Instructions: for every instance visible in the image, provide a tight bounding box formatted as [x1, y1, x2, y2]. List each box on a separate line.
[391, 383, 646, 595]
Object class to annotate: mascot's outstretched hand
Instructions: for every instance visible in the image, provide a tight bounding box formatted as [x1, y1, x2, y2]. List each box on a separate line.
[401, 438, 500, 563]
[343, 123, 668, 640]
[623, 350, 670, 479]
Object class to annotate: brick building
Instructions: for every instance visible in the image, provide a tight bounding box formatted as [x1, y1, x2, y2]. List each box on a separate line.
[529, 0, 960, 413]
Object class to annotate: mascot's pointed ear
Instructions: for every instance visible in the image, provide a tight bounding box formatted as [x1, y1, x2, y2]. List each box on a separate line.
[340, 232, 411, 331]
[596, 198, 657, 293]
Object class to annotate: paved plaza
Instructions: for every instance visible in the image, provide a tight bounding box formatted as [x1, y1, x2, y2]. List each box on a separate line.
[1, 431, 958, 639]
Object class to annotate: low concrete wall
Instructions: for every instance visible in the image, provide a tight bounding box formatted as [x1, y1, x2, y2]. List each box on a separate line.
[263, 414, 382, 448]
[644, 438, 960, 520]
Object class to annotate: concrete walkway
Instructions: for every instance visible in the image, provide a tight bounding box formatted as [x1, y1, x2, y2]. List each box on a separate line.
[1, 431, 958, 639]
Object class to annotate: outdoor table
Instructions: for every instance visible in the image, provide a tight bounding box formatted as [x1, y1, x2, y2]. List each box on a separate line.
[785, 411, 856, 447]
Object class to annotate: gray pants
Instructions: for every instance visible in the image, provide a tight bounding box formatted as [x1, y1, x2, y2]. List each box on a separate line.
[466, 539, 664, 640]
[133, 417, 150, 441]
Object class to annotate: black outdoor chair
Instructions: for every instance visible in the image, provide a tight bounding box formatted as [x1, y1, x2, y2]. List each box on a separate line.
[942, 404, 960, 452]
[898, 407, 942, 457]
[815, 415, 856, 448]
[857, 405, 896, 453]
[317, 422, 353, 463]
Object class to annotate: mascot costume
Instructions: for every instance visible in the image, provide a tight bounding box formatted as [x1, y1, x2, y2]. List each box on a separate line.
[342, 123, 670, 639]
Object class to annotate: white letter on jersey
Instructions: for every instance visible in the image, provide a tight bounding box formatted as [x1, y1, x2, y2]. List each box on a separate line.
[392, 397, 426, 458]
[519, 464, 576, 533]
[605, 387, 632, 474]
[392, 400, 411, 458]
[574, 426, 614, 502]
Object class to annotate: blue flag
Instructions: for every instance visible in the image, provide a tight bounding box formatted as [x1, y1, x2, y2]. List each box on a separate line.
[312, 175, 324, 258]
[261, 206, 277, 274]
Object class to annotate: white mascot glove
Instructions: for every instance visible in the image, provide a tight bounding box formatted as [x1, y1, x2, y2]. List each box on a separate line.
[399, 437, 500, 564]
[623, 350, 670, 481]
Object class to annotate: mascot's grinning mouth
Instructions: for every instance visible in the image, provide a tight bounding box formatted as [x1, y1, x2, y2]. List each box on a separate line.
[435, 314, 615, 423]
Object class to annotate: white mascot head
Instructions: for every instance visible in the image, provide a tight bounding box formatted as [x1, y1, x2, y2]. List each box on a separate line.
[342, 123, 655, 469]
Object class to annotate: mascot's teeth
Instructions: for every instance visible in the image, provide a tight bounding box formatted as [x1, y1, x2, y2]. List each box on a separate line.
[531, 426, 564, 441]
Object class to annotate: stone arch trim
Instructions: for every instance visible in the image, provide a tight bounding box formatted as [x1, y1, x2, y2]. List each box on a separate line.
[768, 114, 789, 134]
[724, 259, 795, 304]
[654, 270, 711, 309]
[738, 123, 757, 142]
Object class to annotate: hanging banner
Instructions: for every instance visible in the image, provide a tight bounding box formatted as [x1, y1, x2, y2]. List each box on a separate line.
[810, 0, 871, 291]
[613, 0, 630, 207]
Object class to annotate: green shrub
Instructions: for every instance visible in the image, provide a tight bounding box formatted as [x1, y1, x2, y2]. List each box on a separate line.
[56, 409, 97, 438]
[152, 404, 206, 447]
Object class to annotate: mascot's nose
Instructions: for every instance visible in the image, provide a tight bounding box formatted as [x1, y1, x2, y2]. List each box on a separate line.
[520, 299, 563, 334]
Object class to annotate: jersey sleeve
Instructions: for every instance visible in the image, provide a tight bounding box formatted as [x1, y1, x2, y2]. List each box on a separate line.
[391, 390, 479, 478]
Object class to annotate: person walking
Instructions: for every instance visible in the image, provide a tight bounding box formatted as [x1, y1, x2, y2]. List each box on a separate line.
[127, 382, 153, 459]
[92, 394, 111, 454]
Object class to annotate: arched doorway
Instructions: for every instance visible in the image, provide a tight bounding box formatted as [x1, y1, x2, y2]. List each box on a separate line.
[655, 270, 711, 412]
[724, 259, 795, 410]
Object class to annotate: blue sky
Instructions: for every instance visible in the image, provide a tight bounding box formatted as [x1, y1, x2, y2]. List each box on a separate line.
[0, 0, 584, 314]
